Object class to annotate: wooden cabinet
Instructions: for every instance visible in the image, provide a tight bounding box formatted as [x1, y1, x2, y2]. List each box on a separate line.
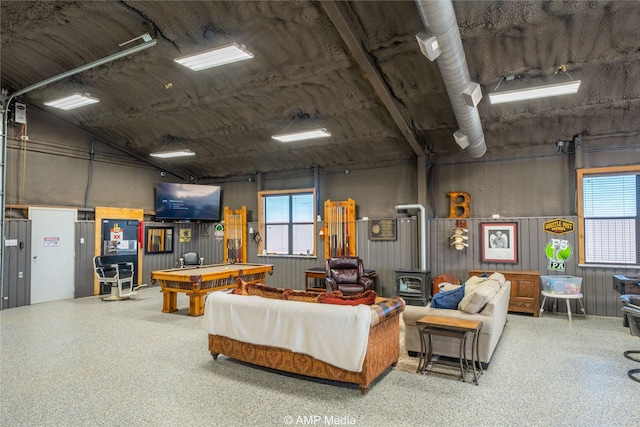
[468, 270, 541, 317]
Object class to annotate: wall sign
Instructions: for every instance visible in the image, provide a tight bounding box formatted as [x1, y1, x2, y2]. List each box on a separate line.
[44, 237, 60, 247]
[448, 191, 471, 218]
[369, 219, 397, 241]
[543, 218, 575, 235]
[179, 228, 192, 243]
[545, 238, 573, 272]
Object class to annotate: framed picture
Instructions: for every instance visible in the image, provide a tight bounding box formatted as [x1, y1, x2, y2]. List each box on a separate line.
[481, 222, 518, 263]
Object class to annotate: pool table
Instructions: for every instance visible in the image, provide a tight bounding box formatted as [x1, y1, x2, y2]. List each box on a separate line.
[151, 263, 273, 316]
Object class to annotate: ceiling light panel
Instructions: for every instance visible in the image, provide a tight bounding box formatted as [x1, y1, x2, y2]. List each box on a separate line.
[174, 43, 253, 71]
[44, 93, 99, 110]
[271, 128, 331, 143]
[149, 149, 196, 158]
[489, 80, 581, 104]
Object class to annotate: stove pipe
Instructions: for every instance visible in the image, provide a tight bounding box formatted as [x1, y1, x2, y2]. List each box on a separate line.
[395, 204, 427, 271]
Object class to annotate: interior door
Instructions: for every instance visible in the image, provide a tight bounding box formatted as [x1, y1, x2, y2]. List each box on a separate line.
[28, 207, 77, 304]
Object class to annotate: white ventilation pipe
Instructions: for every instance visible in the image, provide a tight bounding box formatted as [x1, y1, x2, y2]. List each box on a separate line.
[395, 204, 427, 271]
[415, 0, 487, 158]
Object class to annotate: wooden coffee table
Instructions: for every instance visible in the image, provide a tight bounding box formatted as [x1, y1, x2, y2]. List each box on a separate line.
[416, 315, 483, 385]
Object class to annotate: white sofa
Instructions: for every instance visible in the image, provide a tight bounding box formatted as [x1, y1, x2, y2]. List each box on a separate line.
[402, 272, 511, 367]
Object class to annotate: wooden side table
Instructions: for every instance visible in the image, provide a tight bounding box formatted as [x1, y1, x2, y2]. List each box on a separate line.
[416, 315, 483, 385]
[304, 267, 326, 292]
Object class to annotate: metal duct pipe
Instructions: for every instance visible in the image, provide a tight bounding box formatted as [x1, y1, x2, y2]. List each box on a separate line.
[415, 0, 486, 158]
[395, 204, 427, 271]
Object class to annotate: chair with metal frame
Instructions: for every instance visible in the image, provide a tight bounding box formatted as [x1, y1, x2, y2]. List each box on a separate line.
[93, 256, 139, 301]
[179, 251, 204, 268]
[621, 295, 640, 383]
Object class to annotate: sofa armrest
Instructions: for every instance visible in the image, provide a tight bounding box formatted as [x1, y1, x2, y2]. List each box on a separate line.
[370, 298, 406, 327]
[326, 277, 338, 292]
[358, 276, 374, 291]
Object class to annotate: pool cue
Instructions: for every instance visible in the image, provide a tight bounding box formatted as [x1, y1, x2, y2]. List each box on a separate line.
[345, 206, 349, 255]
[227, 214, 232, 262]
[234, 214, 239, 263]
[236, 214, 241, 263]
[329, 205, 334, 257]
[336, 204, 339, 256]
[342, 206, 346, 255]
[231, 213, 236, 263]
[338, 205, 343, 256]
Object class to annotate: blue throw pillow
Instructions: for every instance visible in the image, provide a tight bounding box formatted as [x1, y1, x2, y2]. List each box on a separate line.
[430, 284, 466, 309]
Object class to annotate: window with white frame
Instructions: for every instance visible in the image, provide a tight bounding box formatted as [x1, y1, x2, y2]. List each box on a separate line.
[258, 189, 316, 256]
[578, 166, 639, 265]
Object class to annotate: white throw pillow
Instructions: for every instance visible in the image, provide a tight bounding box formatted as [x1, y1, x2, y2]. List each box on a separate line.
[465, 275, 487, 287]
[458, 280, 500, 314]
[488, 272, 507, 287]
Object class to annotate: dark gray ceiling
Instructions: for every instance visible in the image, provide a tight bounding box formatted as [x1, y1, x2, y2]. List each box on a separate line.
[2, 1, 639, 181]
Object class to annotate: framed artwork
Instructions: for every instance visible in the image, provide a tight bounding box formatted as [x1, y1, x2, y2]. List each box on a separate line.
[481, 222, 518, 263]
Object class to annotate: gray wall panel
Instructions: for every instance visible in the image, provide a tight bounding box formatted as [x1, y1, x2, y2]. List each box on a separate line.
[4, 216, 636, 317]
[2, 220, 31, 309]
[74, 221, 95, 298]
[358, 218, 419, 297]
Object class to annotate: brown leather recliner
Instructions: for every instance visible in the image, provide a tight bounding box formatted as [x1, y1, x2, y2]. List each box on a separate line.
[325, 257, 374, 296]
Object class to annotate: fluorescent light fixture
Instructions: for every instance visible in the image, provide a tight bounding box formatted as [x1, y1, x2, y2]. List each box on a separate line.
[44, 93, 99, 110]
[174, 43, 253, 71]
[489, 80, 581, 104]
[271, 128, 331, 143]
[149, 149, 196, 158]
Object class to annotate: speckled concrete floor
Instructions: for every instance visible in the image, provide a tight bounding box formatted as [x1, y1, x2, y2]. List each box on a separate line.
[1, 287, 638, 427]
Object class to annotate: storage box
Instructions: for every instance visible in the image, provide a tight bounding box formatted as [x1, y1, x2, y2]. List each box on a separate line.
[541, 276, 583, 294]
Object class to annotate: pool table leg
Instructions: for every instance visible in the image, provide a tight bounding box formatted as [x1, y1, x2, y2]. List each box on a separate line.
[161, 290, 178, 313]
[187, 292, 205, 316]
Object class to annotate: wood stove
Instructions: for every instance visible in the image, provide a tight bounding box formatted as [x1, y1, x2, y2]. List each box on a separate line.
[395, 269, 431, 306]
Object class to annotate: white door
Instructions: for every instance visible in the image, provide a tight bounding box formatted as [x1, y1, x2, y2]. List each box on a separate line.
[28, 207, 77, 304]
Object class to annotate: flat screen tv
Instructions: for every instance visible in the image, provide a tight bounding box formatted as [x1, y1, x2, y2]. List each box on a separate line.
[155, 183, 221, 221]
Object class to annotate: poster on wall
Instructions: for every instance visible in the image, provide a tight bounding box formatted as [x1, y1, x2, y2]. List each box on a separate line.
[369, 219, 397, 241]
[542, 218, 575, 272]
[481, 222, 518, 263]
[180, 228, 192, 243]
[544, 239, 573, 271]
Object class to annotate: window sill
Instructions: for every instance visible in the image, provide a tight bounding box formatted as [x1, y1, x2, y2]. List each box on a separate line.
[257, 254, 317, 260]
[578, 263, 640, 270]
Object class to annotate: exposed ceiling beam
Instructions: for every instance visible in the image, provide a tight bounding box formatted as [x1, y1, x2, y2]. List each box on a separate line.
[321, 1, 425, 157]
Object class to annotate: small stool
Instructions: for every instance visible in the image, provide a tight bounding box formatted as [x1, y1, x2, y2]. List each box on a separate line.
[416, 315, 483, 385]
[540, 291, 587, 323]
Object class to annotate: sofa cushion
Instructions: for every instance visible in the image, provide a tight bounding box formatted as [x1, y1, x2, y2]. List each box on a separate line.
[458, 280, 500, 314]
[430, 284, 466, 309]
[282, 289, 342, 303]
[282, 289, 320, 302]
[246, 283, 287, 299]
[318, 289, 377, 305]
[488, 272, 507, 287]
[465, 275, 488, 287]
